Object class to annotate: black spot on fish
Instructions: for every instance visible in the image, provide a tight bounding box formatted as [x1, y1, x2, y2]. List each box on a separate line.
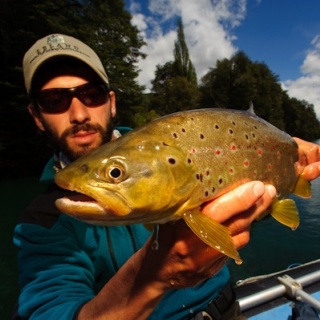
[163, 142, 169, 146]
[232, 121, 236, 126]
[205, 191, 209, 197]
[215, 124, 220, 129]
[187, 158, 192, 164]
[168, 158, 176, 165]
[182, 128, 186, 132]
[245, 134, 249, 140]
[80, 164, 88, 173]
[219, 178, 223, 184]
[200, 134, 204, 139]
[173, 133, 178, 138]
[229, 129, 233, 134]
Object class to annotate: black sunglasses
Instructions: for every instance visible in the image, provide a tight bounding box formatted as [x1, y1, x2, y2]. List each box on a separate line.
[32, 82, 110, 114]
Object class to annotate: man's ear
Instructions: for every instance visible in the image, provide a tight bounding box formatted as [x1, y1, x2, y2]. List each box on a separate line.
[28, 104, 45, 132]
[109, 91, 116, 118]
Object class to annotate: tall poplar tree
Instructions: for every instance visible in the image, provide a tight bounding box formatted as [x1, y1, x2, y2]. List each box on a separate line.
[173, 19, 197, 86]
[150, 20, 200, 115]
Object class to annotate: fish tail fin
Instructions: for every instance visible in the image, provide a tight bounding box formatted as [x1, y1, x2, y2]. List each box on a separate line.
[292, 173, 312, 199]
[183, 210, 242, 265]
[270, 198, 300, 230]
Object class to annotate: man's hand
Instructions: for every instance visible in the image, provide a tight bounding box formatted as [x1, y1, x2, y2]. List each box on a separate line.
[294, 137, 320, 180]
[143, 181, 276, 289]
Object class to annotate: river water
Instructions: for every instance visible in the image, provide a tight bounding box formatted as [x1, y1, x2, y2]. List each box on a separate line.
[1, 158, 320, 318]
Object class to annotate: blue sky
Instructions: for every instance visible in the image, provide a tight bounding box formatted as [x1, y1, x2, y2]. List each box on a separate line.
[125, 0, 320, 118]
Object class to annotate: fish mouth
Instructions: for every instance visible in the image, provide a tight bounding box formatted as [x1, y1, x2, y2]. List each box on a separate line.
[55, 192, 110, 214]
[55, 190, 134, 223]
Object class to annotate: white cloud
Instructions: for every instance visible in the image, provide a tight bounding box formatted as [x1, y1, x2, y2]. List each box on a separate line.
[128, 0, 247, 90]
[128, 0, 320, 120]
[282, 35, 320, 119]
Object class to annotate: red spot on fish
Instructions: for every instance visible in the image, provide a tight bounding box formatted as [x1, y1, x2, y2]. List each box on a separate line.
[215, 149, 221, 155]
[257, 149, 262, 155]
[253, 170, 257, 178]
[244, 160, 249, 167]
[277, 151, 281, 159]
[267, 163, 272, 171]
[191, 148, 196, 154]
[230, 144, 236, 151]
[229, 168, 234, 174]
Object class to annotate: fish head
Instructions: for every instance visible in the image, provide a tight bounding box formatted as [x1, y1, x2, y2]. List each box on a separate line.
[54, 133, 197, 225]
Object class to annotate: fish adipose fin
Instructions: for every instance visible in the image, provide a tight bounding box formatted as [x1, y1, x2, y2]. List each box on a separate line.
[291, 173, 312, 199]
[183, 209, 242, 265]
[270, 198, 300, 230]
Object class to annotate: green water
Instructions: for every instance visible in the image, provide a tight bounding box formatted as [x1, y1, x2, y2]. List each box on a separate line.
[228, 177, 320, 282]
[1, 175, 320, 319]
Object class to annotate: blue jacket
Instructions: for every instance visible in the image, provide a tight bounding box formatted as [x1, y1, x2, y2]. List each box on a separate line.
[13, 157, 230, 320]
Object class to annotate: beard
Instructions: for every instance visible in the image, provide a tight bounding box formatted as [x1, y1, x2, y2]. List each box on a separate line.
[43, 122, 113, 161]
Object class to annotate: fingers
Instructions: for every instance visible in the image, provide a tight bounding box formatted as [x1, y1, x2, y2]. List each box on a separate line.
[299, 162, 320, 181]
[223, 184, 276, 234]
[293, 137, 320, 166]
[202, 181, 276, 224]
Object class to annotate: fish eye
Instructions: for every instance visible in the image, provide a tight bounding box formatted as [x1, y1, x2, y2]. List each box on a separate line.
[107, 165, 125, 183]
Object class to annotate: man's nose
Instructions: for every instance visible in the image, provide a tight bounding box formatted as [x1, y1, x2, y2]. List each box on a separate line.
[68, 98, 91, 123]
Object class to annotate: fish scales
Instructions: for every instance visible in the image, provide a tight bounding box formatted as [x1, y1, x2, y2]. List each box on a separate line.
[54, 108, 310, 263]
[150, 109, 298, 202]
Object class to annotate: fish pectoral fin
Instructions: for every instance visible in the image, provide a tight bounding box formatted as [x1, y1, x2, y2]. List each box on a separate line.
[144, 223, 158, 231]
[292, 173, 312, 199]
[270, 198, 300, 230]
[183, 210, 242, 265]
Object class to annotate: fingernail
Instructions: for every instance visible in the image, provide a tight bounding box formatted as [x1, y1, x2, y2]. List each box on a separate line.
[266, 185, 277, 199]
[253, 181, 265, 197]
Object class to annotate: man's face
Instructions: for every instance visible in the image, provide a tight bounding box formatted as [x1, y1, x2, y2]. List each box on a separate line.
[29, 69, 116, 161]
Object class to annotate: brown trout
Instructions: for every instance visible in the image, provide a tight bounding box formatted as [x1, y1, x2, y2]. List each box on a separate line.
[54, 108, 311, 264]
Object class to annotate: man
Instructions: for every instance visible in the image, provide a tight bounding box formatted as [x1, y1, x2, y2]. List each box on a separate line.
[13, 34, 320, 320]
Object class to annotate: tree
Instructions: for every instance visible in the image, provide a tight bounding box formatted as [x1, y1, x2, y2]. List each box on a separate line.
[173, 20, 197, 86]
[282, 94, 320, 140]
[200, 51, 320, 138]
[200, 51, 285, 129]
[150, 20, 200, 115]
[0, 0, 146, 176]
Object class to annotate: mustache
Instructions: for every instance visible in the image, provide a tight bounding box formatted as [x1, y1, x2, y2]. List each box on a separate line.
[62, 123, 101, 137]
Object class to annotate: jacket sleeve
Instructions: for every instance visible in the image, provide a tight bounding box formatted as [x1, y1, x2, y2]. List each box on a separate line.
[14, 213, 99, 319]
[14, 184, 102, 320]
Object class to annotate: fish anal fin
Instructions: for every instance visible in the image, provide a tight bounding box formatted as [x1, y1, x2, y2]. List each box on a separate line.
[183, 209, 242, 265]
[292, 174, 312, 199]
[270, 198, 300, 230]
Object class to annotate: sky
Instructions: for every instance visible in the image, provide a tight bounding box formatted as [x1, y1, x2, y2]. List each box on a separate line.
[125, 0, 320, 119]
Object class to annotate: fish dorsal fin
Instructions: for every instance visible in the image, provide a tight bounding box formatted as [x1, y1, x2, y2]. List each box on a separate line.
[291, 173, 312, 199]
[247, 101, 256, 115]
[269, 198, 300, 230]
[183, 209, 242, 264]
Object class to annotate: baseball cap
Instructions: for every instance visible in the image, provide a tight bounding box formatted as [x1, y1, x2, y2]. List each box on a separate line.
[23, 34, 109, 94]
